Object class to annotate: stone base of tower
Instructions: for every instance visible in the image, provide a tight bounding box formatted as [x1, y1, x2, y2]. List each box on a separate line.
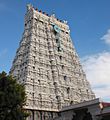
[26, 110, 59, 120]
[26, 99, 110, 120]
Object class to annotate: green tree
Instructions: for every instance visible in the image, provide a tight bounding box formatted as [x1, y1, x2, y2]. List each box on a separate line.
[0, 71, 29, 120]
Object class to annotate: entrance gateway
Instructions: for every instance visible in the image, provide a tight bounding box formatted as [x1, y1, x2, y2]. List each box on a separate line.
[10, 4, 109, 120]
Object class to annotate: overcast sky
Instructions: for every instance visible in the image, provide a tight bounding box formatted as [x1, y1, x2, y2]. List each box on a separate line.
[0, 0, 110, 102]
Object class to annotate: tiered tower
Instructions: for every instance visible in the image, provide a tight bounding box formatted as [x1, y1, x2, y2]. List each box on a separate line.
[10, 4, 95, 120]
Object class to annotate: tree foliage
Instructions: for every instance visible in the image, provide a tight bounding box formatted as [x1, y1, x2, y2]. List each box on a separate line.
[0, 71, 29, 120]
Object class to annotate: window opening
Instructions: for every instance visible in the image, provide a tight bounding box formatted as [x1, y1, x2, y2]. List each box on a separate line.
[64, 75, 67, 80]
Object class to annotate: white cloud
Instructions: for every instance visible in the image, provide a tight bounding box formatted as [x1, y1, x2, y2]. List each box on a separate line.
[81, 52, 110, 101]
[101, 29, 110, 45]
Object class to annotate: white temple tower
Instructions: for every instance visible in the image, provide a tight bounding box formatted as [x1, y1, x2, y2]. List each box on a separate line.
[10, 4, 95, 120]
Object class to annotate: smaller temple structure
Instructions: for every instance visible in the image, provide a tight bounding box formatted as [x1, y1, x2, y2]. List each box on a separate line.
[57, 98, 110, 120]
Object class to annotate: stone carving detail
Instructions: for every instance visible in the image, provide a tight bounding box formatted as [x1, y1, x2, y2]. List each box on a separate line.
[10, 4, 95, 114]
[27, 4, 33, 11]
